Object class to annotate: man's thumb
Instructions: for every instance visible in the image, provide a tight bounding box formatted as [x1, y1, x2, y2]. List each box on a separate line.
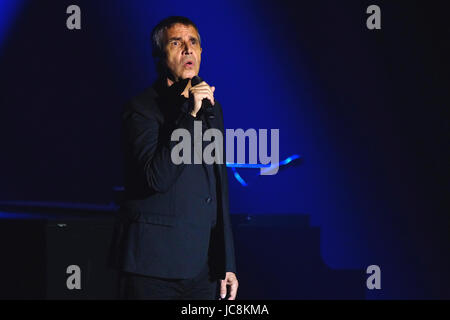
[220, 280, 226, 299]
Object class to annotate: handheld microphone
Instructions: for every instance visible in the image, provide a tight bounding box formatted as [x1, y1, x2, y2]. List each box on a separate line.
[191, 75, 215, 119]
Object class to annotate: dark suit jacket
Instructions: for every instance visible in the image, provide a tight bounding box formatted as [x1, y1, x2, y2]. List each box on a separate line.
[115, 78, 236, 280]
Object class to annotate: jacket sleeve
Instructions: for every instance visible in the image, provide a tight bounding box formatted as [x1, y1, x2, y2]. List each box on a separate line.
[123, 99, 196, 193]
[222, 159, 237, 274]
[217, 103, 237, 274]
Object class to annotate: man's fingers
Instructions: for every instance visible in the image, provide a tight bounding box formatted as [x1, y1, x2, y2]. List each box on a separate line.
[191, 81, 209, 90]
[228, 281, 238, 300]
[189, 81, 216, 108]
[191, 82, 215, 96]
[220, 279, 227, 299]
[190, 88, 215, 106]
[190, 87, 214, 96]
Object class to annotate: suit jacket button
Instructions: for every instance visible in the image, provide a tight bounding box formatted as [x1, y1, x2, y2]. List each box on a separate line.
[205, 197, 212, 204]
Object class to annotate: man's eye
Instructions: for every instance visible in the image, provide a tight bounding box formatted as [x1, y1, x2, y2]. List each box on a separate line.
[191, 39, 197, 45]
[172, 41, 179, 46]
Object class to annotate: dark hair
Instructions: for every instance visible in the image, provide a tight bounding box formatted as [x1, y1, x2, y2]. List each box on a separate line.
[150, 16, 201, 76]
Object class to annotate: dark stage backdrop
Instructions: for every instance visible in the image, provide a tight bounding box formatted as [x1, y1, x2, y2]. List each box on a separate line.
[0, 0, 449, 299]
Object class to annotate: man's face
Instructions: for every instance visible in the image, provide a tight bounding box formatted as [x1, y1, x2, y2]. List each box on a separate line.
[163, 23, 202, 83]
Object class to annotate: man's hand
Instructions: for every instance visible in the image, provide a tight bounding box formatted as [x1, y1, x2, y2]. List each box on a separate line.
[220, 272, 238, 300]
[189, 81, 215, 117]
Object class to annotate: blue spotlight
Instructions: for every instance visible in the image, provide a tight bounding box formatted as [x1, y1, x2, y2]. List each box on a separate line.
[0, 0, 26, 50]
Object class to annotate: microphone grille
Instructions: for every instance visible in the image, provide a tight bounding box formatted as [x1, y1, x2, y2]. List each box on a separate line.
[191, 75, 202, 86]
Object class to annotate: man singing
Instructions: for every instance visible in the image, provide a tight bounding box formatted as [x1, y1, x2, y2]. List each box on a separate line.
[116, 16, 238, 300]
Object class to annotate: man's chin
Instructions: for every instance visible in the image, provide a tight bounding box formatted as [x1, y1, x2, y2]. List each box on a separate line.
[181, 71, 197, 80]
[167, 71, 198, 85]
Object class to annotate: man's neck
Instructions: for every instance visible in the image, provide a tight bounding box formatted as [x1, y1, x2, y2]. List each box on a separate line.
[166, 77, 191, 98]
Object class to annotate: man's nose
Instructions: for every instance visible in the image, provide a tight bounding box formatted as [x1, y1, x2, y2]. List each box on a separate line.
[182, 41, 193, 54]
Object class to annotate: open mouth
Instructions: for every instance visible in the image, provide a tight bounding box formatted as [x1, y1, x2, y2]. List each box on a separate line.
[184, 61, 194, 67]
